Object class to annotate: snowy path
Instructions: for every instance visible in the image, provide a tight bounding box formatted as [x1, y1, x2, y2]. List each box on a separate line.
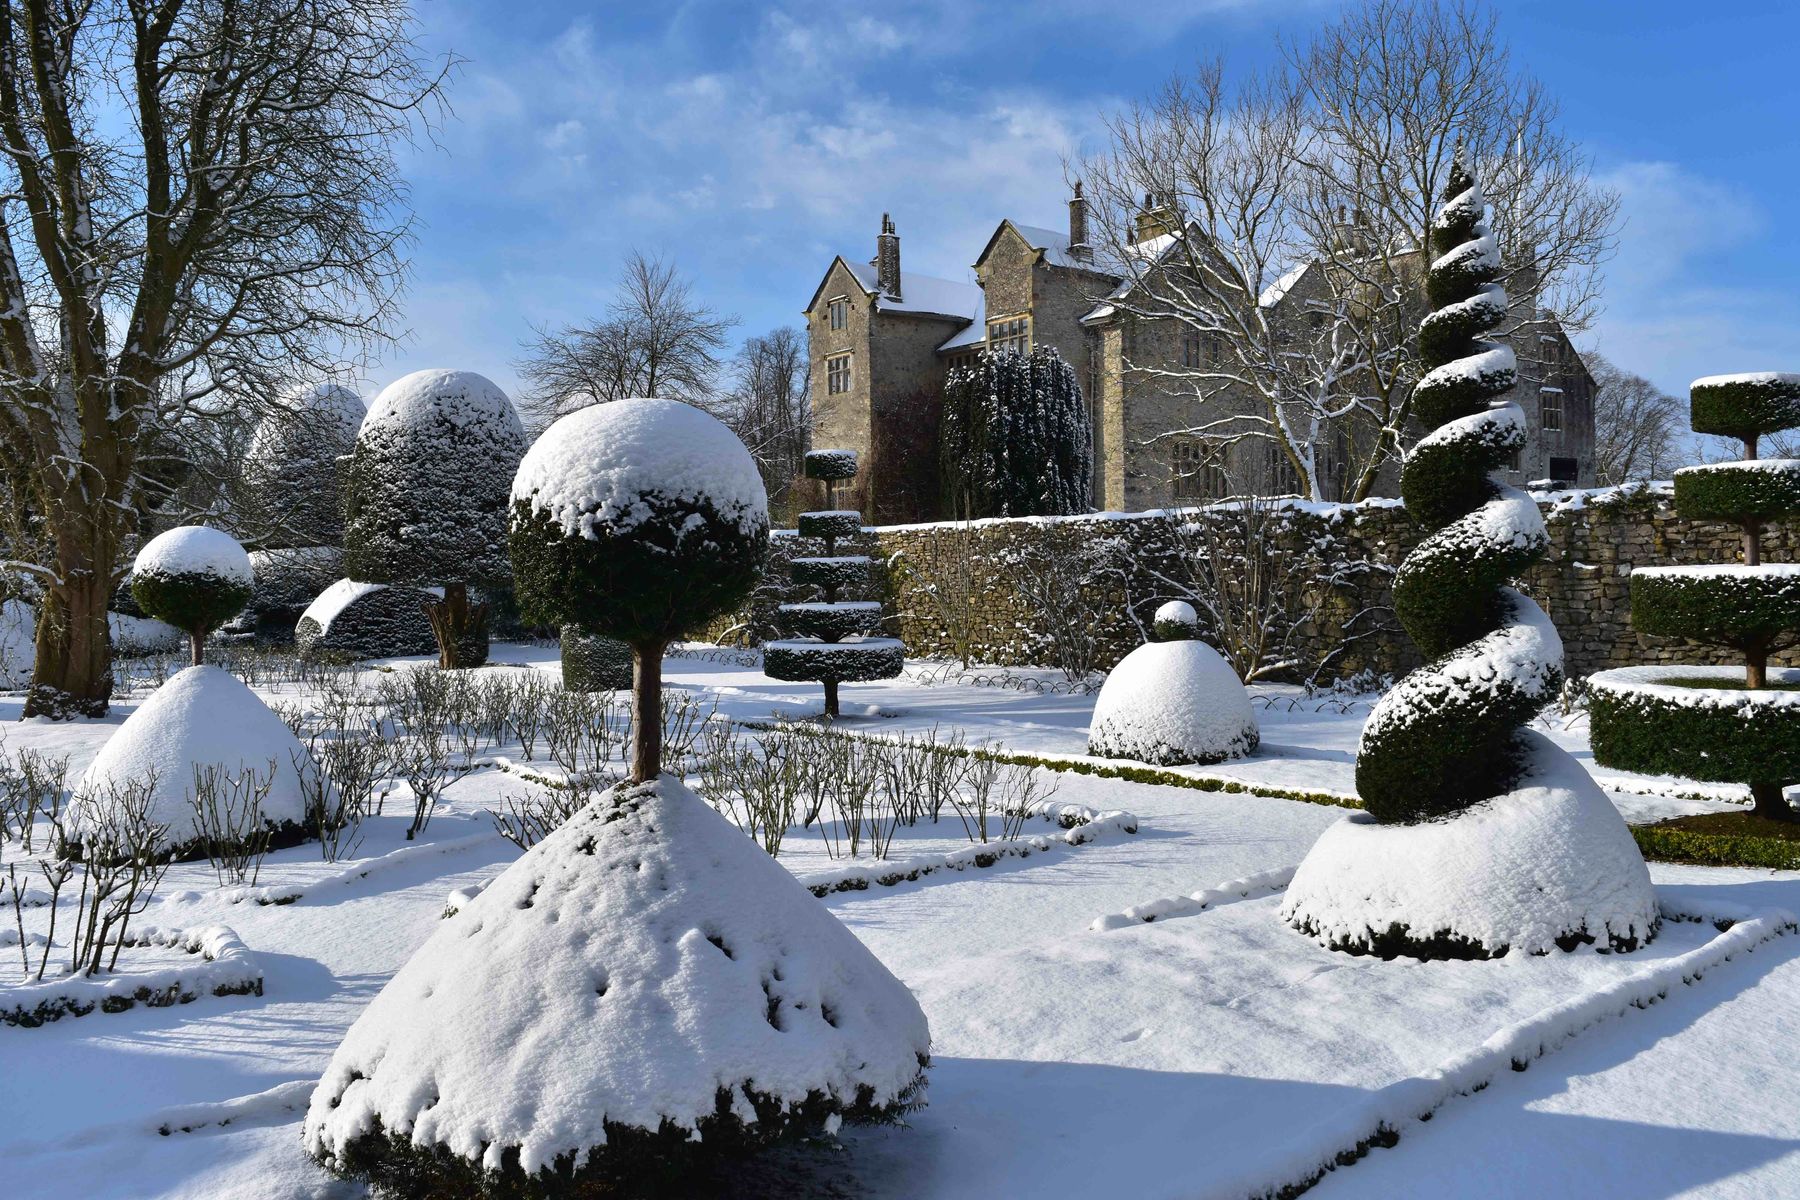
[1, 646, 1797, 1198]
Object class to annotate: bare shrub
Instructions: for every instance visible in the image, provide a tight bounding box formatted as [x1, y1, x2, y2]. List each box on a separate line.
[895, 515, 984, 668]
[68, 775, 172, 976]
[0, 743, 69, 854]
[1001, 523, 1116, 684]
[490, 778, 601, 852]
[189, 761, 278, 887]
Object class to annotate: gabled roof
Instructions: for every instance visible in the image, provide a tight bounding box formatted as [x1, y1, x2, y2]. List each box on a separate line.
[803, 255, 982, 324]
[1079, 232, 1185, 325]
[974, 219, 1117, 274]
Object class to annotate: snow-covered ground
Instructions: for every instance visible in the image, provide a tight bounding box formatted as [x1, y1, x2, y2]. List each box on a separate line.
[1, 642, 1796, 1199]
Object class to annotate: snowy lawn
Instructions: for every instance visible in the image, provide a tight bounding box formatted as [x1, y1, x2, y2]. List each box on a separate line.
[1, 642, 1796, 1198]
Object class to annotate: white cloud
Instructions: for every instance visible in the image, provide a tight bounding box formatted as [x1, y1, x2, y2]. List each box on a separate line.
[1588, 161, 1799, 395]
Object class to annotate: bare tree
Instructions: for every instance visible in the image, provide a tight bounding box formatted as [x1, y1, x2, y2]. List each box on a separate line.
[0, 1, 448, 717]
[1075, 0, 1619, 503]
[1587, 353, 1684, 483]
[515, 251, 738, 427]
[719, 327, 810, 520]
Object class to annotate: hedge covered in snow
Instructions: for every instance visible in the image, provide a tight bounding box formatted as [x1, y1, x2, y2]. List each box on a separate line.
[294, 579, 441, 662]
[1087, 636, 1257, 766]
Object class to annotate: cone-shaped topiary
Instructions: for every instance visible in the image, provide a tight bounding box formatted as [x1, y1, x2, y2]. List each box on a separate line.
[1590, 372, 1800, 818]
[130, 526, 254, 666]
[508, 398, 769, 780]
[344, 370, 526, 669]
[1284, 153, 1656, 960]
[763, 450, 903, 718]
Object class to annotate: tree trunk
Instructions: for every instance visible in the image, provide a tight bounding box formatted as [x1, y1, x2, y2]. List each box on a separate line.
[824, 679, 839, 719]
[630, 639, 666, 783]
[24, 550, 115, 720]
[190, 631, 204, 667]
[422, 581, 489, 670]
[1747, 647, 1768, 690]
[1750, 782, 1794, 822]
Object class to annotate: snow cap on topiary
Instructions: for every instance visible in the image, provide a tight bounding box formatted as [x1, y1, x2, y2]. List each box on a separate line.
[1152, 600, 1199, 641]
[304, 776, 929, 1195]
[1088, 638, 1258, 766]
[72, 665, 315, 859]
[343, 369, 526, 589]
[508, 398, 769, 647]
[803, 448, 859, 481]
[129, 526, 254, 646]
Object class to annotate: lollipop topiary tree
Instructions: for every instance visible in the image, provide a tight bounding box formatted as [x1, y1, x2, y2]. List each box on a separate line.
[1589, 373, 1800, 818]
[343, 369, 525, 669]
[1281, 152, 1656, 959]
[130, 526, 254, 666]
[306, 399, 930, 1197]
[763, 450, 904, 718]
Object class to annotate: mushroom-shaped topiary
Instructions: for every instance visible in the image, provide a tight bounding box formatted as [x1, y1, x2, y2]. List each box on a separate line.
[343, 369, 526, 669]
[1087, 613, 1258, 766]
[307, 399, 930, 1196]
[130, 526, 254, 666]
[1589, 372, 1800, 819]
[507, 398, 770, 780]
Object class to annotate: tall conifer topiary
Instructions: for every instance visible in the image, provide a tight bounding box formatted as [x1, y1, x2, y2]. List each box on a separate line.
[763, 450, 903, 717]
[1589, 374, 1800, 817]
[940, 345, 1091, 517]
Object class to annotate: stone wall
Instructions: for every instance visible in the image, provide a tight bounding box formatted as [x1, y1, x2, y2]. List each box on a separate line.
[710, 486, 1800, 684]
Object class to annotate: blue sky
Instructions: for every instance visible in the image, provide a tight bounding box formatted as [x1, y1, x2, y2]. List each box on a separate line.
[378, 0, 1800, 404]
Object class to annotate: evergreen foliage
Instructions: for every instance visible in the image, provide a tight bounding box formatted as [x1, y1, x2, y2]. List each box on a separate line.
[560, 625, 634, 692]
[940, 345, 1091, 518]
[1591, 372, 1800, 818]
[343, 370, 526, 668]
[1353, 154, 1562, 824]
[129, 527, 254, 666]
[763, 452, 903, 716]
[239, 383, 364, 549]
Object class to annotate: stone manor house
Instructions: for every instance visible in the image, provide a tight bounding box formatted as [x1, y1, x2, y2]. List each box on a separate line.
[803, 189, 1595, 524]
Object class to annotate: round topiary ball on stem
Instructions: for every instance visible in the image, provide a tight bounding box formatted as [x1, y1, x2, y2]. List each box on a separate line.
[129, 526, 254, 666]
[508, 398, 770, 781]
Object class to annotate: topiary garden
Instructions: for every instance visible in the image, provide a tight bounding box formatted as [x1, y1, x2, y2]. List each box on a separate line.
[1589, 372, 1800, 825]
[762, 449, 905, 718]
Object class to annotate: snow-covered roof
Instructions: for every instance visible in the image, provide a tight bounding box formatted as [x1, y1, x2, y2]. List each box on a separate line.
[1079, 232, 1185, 325]
[937, 292, 988, 353]
[842, 259, 981, 322]
[1258, 263, 1313, 309]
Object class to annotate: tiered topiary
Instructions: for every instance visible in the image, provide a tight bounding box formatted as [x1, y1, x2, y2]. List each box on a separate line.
[307, 399, 930, 1197]
[130, 526, 254, 666]
[1589, 373, 1800, 819]
[763, 450, 904, 718]
[1281, 153, 1656, 960]
[343, 369, 526, 669]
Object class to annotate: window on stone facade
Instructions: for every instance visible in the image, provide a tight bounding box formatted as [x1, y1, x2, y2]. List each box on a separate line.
[1171, 436, 1227, 501]
[1181, 328, 1204, 368]
[1540, 386, 1564, 433]
[987, 315, 1030, 356]
[827, 353, 852, 395]
[828, 297, 847, 331]
[1550, 456, 1579, 484]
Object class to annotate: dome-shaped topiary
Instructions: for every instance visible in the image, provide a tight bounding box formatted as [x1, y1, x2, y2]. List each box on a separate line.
[1286, 153, 1656, 960]
[240, 382, 365, 549]
[130, 526, 254, 665]
[509, 398, 769, 778]
[1152, 599, 1199, 642]
[344, 369, 526, 669]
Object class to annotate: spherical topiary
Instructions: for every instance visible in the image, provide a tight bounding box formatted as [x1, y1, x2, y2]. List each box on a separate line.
[560, 625, 633, 692]
[130, 526, 254, 665]
[240, 382, 364, 549]
[509, 398, 769, 778]
[1296, 153, 1655, 960]
[1152, 600, 1199, 641]
[343, 370, 526, 669]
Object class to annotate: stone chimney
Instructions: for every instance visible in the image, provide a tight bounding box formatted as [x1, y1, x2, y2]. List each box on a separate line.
[1133, 191, 1177, 243]
[1067, 182, 1090, 263]
[875, 213, 902, 299]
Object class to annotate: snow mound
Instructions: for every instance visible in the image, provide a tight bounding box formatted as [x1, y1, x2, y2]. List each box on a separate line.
[305, 776, 928, 1185]
[133, 526, 252, 586]
[1088, 639, 1259, 765]
[511, 398, 768, 542]
[1284, 731, 1658, 958]
[73, 666, 315, 857]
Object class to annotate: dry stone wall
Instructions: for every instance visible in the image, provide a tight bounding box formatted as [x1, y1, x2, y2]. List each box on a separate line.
[705, 485, 1800, 684]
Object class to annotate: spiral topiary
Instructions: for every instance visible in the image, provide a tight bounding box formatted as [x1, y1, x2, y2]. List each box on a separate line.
[1282, 153, 1657, 960]
[1352, 153, 1557, 823]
